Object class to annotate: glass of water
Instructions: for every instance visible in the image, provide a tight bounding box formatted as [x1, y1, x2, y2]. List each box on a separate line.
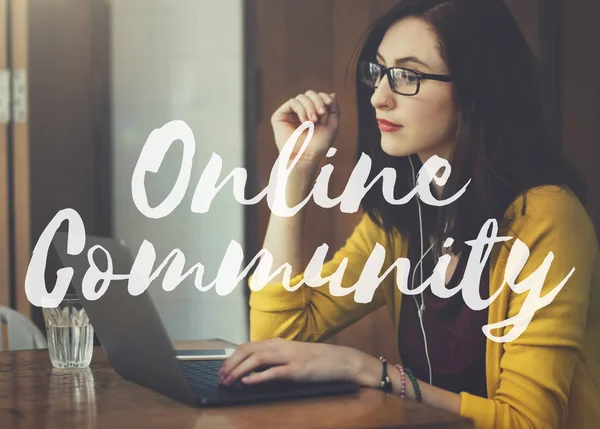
[42, 294, 94, 369]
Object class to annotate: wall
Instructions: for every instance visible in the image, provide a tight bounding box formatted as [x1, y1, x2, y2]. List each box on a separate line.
[560, 0, 600, 237]
[110, 0, 248, 343]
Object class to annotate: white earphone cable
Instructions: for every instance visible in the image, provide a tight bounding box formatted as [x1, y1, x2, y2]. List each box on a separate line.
[408, 156, 434, 385]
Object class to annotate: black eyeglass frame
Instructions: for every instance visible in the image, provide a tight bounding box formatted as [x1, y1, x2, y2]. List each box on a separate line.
[359, 61, 453, 96]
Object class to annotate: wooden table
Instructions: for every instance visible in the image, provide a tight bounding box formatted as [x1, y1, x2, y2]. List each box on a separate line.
[0, 340, 473, 429]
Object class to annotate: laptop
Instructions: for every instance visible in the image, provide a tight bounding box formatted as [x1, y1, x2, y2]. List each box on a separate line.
[51, 232, 360, 406]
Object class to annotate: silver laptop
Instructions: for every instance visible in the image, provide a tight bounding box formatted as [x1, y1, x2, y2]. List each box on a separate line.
[51, 232, 360, 406]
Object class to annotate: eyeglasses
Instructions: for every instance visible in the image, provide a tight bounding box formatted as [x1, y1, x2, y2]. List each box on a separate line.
[358, 61, 452, 96]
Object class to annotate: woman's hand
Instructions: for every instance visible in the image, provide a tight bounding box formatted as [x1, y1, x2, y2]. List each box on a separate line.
[217, 338, 461, 415]
[271, 90, 341, 166]
[217, 338, 364, 386]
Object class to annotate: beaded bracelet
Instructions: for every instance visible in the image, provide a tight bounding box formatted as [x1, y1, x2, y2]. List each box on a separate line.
[378, 357, 393, 393]
[403, 367, 422, 402]
[393, 365, 406, 399]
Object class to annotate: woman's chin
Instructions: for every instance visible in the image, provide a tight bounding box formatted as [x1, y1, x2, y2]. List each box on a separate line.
[381, 140, 415, 157]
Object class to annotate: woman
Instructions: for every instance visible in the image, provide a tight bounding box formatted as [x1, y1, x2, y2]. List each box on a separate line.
[218, 0, 600, 427]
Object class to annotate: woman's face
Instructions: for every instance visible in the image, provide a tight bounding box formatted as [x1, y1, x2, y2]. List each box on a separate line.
[371, 17, 458, 163]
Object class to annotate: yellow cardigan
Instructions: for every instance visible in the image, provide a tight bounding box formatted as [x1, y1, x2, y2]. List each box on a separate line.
[249, 185, 600, 429]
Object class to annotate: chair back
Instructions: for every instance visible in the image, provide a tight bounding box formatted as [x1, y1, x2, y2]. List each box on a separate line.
[0, 306, 48, 351]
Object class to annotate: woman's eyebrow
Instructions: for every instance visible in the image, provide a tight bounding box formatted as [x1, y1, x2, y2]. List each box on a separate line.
[376, 52, 430, 68]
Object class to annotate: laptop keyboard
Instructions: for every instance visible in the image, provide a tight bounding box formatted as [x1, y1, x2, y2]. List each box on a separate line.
[180, 360, 283, 394]
[179, 359, 360, 403]
[180, 360, 223, 390]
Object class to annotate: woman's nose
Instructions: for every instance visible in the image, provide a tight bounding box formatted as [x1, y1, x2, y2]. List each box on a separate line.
[371, 74, 396, 110]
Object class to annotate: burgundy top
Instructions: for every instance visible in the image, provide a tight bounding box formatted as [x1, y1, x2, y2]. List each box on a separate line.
[397, 236, 490, 398]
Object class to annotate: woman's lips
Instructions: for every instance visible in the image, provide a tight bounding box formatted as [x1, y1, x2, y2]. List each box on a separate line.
[377, 119, 403, 132]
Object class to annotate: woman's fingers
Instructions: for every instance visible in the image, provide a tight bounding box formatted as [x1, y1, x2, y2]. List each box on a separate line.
[219, 339, 288, 385]
[324, 93, 339, 114]
[306, 91, 334, 125]
[287, 98, 309, 123]
[318, 92, 334, 106]
[218, 342, 254, 377]
[220, 351, 282, 385]
[241, 364, 294, 384]
[271, 90, 337, 126]
[304, 90, 328, 115]
[295, 94, 319, 123]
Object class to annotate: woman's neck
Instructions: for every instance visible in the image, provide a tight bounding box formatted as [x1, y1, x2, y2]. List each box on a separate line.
[417, 148, 452, 200]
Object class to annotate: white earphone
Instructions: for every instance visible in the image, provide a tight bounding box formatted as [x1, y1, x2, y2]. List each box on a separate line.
[408, 155, 436, 385]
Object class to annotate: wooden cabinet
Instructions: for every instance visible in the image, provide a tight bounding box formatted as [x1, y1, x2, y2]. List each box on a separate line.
[0, 0, 111, 332]
[0, 0, 10, 312]
[0, 0, 31, 319]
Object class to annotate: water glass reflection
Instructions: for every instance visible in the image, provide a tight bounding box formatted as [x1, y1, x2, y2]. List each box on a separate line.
[42, 294, 94, 369]
[48, 368, 97, 429]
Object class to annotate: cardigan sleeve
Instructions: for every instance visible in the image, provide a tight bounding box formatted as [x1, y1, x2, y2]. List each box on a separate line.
[459, 187, 598, 428]
[248, 213, 391, 342]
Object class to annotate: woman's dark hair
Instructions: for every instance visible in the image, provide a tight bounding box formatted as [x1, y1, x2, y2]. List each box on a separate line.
[352, 0, 586, 256]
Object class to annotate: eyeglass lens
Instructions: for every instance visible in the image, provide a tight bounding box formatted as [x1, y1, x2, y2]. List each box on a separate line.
[359, 62, 419, 95]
